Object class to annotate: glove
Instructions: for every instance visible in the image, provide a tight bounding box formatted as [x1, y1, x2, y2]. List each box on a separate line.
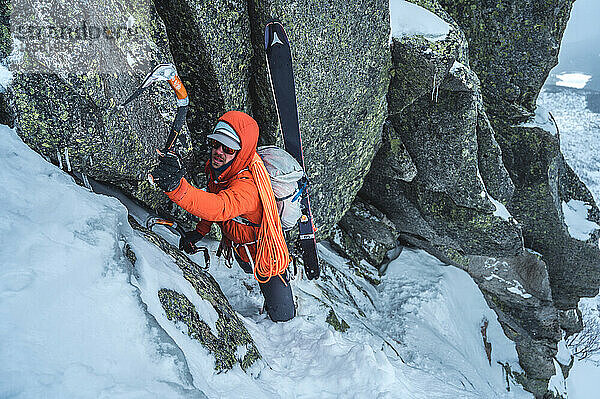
[179, 229, 204, 254]
[150, 151, 185, 192]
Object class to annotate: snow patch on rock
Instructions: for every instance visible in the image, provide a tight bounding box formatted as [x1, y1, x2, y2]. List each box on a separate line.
[562, 199, 600, 241]
[389, 0, 451, 41]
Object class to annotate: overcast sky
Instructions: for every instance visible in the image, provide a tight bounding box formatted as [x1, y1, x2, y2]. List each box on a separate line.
[562, 0, 600, 43]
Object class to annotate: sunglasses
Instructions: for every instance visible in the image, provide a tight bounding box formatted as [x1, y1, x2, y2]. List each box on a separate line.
[209, 139, 237, 155]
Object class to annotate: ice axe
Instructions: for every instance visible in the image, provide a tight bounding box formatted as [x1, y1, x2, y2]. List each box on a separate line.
[122, 63, 189, 175]
[145, 216, 210, 269]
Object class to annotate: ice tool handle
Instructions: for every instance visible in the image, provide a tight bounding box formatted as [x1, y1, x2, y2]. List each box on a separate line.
[122, 63, 189, 152]
[145, 217, 210, 269]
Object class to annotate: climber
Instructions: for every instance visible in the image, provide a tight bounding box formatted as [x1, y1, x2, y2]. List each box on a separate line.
[150, 110, 295, 322]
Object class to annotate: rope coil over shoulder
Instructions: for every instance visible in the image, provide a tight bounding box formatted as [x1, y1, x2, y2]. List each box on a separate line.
[249, 152, 290, 283]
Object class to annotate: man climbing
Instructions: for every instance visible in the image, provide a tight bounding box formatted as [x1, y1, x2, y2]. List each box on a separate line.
[150, 110, 295, 322]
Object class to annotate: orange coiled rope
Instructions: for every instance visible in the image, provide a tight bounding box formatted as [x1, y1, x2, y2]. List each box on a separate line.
[248, 152, 290, 283]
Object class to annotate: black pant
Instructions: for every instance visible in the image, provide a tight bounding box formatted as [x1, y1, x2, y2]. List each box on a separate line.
[234, 252, 295, 322]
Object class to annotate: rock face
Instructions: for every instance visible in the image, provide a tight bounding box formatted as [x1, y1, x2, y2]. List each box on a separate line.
[358, 1, 591, 396]
[465, 253, 561, 395]
[7, 0, 189, 212]
[497, 123, 600, 312]
[330, 197, 400, 286]
[362, 24, 522, 267]
[247, 0, 392, 238]
[438, 0, 574, 123]
[439, 0, 600, 317]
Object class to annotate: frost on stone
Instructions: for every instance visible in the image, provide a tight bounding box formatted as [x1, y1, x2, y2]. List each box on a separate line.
[0, 64, 13, 92]
[489, 195, 512, 221]
[547, 359, 567, 397]
[482, 257, 536, 300]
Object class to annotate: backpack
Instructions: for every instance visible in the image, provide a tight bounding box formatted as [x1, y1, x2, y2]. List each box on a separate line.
[258, 145, 305, 230]
[231, 146, 304, 230]
[229, 146, 299, 231]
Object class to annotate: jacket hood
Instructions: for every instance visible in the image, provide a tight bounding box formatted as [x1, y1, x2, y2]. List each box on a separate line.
[210, 111, 259, 181]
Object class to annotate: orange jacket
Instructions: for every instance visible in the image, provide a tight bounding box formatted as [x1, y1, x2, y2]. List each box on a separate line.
[166, 111, 286, 275]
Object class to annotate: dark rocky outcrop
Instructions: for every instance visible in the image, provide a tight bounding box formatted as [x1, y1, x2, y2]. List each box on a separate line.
[438, 0, 574, 123]
[362, 32, 522, 266]
[439, 0, 600, 320]
[330, 197, 400, 286]
[496, 123, 600, 312]
[7, 0, 189, 214]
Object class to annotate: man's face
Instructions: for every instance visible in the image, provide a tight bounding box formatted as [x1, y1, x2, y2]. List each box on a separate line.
[210, 141, 237, 169]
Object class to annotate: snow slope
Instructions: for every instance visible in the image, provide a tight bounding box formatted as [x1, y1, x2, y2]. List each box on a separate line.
[0, 124, 530, 398]
[0, 126, 201, 398]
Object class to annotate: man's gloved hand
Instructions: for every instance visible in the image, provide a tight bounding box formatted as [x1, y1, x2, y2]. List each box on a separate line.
[150, 151, 185, 192]
[179, 229, 204, 254]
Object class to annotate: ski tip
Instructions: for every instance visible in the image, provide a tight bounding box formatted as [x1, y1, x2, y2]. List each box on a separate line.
[265, 18, 282, 26]
[264, 19, 288, 50]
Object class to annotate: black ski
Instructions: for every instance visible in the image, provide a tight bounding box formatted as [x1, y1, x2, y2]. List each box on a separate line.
[265, 21, 320, 280]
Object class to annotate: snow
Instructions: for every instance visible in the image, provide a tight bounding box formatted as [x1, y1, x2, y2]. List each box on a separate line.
[389, 0, 451, 42]
[565, 295, 600, 399]
[0, 125, 200, 398]
[556, 72, 592, 89]
[0, 124, 531, 398]
[507, 282, 533, 299]
[450, 61, 467, 74]
[366, 249, 529, 397]
[126, 53, 136, 68]
[484, 274, 532, 300]
[567, 357, 600, 399]
[561, 199, 600, 242]
[556, 339, 572, 365]
[0, 63, 12, 92]
[538, 89, 600, 205]
[126, 15, 136, 30]
[490, 196, 512, 221]
[519, 103, 558, 135]
[547, 359, 567, 397]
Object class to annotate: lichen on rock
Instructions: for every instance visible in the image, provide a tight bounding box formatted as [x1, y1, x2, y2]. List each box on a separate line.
[7, 0, 193, 215]
[158, 288, 260, 372]
[128, 216, 261, 373]
[326, 308, 350, 333]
